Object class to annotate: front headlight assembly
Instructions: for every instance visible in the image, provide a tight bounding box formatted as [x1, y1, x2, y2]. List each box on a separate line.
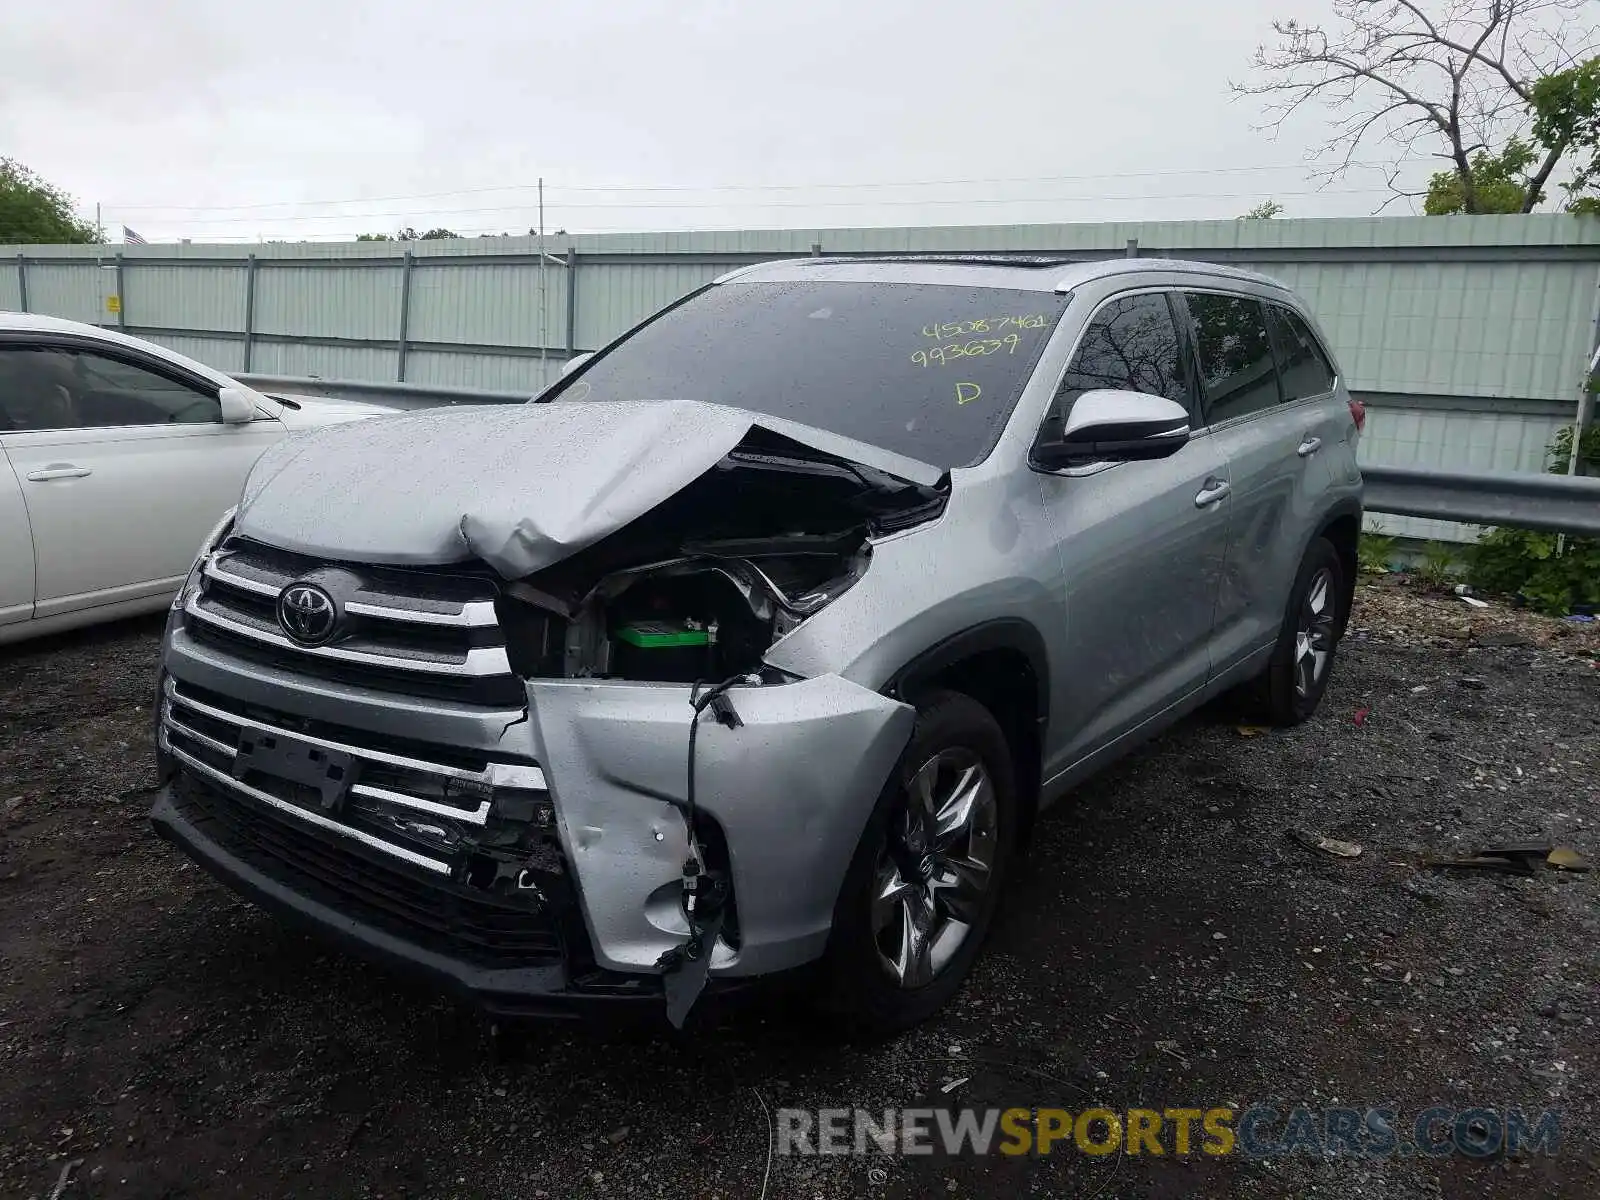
[172, 506, 238, 612]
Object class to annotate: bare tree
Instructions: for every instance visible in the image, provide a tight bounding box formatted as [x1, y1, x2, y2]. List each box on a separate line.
[1234, 0, 1598, 212]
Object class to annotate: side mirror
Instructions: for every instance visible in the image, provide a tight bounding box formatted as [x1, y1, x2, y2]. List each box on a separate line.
[217, 386, 257, 424]
[560, 351, 594, 378]
[1032, 390, 1190, 470]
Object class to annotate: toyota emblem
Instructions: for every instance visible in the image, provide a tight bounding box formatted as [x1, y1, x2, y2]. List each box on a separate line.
[276, 582, 338, 645]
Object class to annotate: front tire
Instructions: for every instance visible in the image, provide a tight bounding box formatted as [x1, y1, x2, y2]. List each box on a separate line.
[820, 689, 1017, 1037]
[1258, 536, 1345, 726]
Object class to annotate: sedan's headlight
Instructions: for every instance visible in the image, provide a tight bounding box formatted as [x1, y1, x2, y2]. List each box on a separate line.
[172, 506, 237, 611]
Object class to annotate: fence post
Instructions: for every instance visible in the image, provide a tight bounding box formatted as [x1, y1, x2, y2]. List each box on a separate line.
[1575, 390, 1596, 478]
[397, 250, 415, 382]
[1570, 274, 1600, 478]
[114, 252, 127, 328]
[242, 254, 258, 372]
[565, 247, 578, 358]
[15, 252, 26, 313]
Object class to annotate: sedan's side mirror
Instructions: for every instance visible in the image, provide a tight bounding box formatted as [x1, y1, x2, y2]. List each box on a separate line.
[217, 386, 257, 424]
[560, 351, 594, 378]
[1032, 390, 1190, 471]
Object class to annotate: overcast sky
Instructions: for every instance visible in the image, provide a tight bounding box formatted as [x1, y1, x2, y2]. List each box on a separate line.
[1, 0, 1444, 243]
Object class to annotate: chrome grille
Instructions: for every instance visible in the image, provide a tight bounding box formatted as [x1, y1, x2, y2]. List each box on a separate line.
[159, 677, 551, 874]
[183, 539, 524, 707]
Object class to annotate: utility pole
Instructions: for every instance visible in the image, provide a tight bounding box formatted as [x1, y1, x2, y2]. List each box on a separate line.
[538, 177, 546, 379]
[95, 203, 103, 243]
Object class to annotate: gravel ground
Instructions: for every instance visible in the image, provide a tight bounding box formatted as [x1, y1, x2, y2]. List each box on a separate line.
[1, 580, 1597, 1199]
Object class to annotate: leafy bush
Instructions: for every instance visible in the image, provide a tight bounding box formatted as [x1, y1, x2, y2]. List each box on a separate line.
[1357, 530, 1398, 574]
[1469, 528, 1600, 614]
[1549, 420, 1600, 474]
[1465, 421, 1600, 614]
[1415, 541, 1461, 590]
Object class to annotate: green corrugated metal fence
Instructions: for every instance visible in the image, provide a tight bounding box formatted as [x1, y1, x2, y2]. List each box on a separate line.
[4, 215, 1597, 539]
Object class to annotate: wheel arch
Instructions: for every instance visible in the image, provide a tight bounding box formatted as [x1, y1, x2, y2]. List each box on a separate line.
[881, 619, 1050, 847]
[1310, 500, 1362, 636]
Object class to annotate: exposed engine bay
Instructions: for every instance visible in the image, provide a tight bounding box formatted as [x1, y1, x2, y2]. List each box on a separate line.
[493, 427, 946, 683]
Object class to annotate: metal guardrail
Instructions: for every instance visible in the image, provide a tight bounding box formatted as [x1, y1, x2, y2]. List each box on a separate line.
[1363, 465, 1600, 538]
[238, 373, 534, 411]
[239, 374, 1599, 537]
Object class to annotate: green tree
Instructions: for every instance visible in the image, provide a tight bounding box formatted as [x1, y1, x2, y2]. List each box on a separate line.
[1423, 138, 1542, 213]
[1236, 0, 1597, 214]
[357, 226, 460, 241]
[1238, 200, 1284, 219]
[1531, 56, 1600, 212]
[0, 159, 97, 244]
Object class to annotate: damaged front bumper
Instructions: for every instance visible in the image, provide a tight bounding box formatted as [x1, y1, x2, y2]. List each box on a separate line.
[528, 675, 914, 977]
[151, 624, 913, 1017]
[150, 777, 673, 1019]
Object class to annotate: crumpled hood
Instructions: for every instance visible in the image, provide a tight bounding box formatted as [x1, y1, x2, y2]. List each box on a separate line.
[234, 399, 941, 578]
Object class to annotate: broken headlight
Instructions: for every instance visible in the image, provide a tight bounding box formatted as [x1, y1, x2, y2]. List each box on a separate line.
[172, 505, 237, 612]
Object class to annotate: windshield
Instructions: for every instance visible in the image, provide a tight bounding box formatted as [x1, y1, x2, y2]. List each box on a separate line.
[553, 279, 1068, 469]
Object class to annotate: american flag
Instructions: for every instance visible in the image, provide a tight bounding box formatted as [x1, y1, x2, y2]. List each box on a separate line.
[122, 226, 147, 245]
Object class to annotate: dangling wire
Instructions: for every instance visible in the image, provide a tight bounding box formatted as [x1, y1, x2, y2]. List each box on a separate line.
[683, 673, 758, 837]
[656, 673, 760, 1013]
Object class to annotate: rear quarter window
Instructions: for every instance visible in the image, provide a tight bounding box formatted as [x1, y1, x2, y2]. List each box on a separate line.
[1267, 304, 1338, 402]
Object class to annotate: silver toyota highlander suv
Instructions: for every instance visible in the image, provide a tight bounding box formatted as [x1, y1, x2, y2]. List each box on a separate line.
[151, 256, 1364, 1033]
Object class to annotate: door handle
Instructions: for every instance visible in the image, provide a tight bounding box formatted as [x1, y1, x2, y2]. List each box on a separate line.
[1296, 436, 1323, 458]
[1194, 478, 1231, 508]
[25, 465, 92, 482]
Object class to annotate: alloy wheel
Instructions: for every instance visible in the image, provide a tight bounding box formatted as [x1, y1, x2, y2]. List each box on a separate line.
[1294, 567, 1337, 698]
[871, 748, 998, 988]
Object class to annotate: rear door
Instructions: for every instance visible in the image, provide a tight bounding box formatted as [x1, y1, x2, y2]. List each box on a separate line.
[0, 341, 284, 619]
[1267, 301, 1350, 490]
[1033, 289, 1232, 769]
[1181, 290, 1335, 673]
[0, 446, 33, 627]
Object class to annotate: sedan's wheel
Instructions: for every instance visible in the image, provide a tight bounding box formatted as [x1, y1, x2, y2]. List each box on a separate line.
[1259, 536, 1346, 726]
[822, 689, 1016, 1037]
[871, 749, 998, 988]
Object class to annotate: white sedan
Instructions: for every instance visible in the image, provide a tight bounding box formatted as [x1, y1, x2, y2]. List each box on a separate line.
[1, 313, 393, 644]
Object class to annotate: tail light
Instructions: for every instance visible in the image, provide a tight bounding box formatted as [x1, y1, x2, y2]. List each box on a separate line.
[1348, 397, 1366, 434]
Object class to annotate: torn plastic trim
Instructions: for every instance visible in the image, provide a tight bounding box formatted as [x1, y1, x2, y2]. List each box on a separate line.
[524, 673, 915, 979]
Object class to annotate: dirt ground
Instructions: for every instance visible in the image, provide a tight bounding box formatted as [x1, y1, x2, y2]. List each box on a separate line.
[1, 579, 1597, 1199]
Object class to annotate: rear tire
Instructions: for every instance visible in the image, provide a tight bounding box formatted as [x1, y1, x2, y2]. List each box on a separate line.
[1256, 536, 1345, 726]
[819, 689, 1017, 1038]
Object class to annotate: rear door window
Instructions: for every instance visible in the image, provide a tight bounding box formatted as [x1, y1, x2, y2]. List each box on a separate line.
[1267, 304, 1337, 402]
[1184, 293, 1281, 425]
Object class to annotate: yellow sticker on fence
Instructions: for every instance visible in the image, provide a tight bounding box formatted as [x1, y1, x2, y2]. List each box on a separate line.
[105, 295, 121, 314]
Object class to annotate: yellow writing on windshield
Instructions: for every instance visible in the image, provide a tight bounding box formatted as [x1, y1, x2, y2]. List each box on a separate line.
[921, 315, 1049, 339]
[955, 382, 982, 406]
[912, 333, 1022, 368]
